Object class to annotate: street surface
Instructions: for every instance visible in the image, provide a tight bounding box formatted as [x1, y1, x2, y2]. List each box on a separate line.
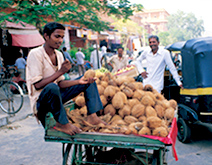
[0, 73, 212, 165]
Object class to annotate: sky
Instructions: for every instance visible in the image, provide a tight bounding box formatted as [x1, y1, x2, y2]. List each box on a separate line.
[130, 0, 212, 36]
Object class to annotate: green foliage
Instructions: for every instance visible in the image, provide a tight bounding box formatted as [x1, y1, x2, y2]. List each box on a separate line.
[166, 10, 205, 43]
[157, 32, 171, 46]
[0, 0, 142, 32]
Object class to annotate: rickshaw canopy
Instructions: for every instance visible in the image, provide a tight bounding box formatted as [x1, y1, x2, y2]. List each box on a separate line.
[165, 41, 186, 51]
[181, 37, 212, 89]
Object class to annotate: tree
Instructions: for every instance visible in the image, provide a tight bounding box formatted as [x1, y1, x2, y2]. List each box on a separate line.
[111, 18, 144, 49]
[166, 10, 204, 43]
[0, 0, 143, 32]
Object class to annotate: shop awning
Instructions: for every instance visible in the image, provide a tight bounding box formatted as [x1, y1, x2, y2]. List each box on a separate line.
[8, 29, 45, 47]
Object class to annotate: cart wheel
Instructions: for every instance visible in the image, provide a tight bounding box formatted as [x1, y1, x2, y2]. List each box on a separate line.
[63, 144, 76, 165]
[177, 118, 191, 143]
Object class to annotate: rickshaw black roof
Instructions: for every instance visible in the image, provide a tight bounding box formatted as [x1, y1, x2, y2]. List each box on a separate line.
[181, 37, 212, 89]
[165, 41, 186, 51]
[182, 37, 212, 54]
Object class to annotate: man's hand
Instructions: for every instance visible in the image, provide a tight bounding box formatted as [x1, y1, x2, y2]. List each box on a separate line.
[78, 76, 96, 84]
[59, 59, 72, 74]
[179, 84, 184, 89]
[141, 71, 148, 79]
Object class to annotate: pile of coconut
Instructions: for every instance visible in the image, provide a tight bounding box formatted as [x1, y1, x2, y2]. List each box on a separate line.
[66, 70, 177, 137]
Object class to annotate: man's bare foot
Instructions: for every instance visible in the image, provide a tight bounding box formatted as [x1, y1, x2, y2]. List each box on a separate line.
[54, 122, 82, 135]
[86, 113, 107, 125]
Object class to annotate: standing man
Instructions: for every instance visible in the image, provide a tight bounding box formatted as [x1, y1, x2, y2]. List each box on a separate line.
[15, 51, 27, 80]
[62, 47, 75, 64]
[132, 35, 183, 93]
[90, 45, 102, 70]
[75, 48, 85, 76]
[26, 22, 105, 136]
[107, 47, 129, 73]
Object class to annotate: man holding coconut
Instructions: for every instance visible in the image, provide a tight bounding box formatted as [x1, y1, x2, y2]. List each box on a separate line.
[26, 22, 105, 135]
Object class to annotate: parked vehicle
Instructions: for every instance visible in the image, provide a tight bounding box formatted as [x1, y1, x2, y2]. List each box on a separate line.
[165, 37, 212, 143]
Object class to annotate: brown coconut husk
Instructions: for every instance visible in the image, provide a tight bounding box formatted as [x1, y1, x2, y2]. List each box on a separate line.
[133, 89, 145, 100]
[152, 127, 168, 137]
[128, 98, 140, 108]
[147, 116, 162, 129]
[100, 95, 107, 107]
[138, 126, 151, 135]
[83, 69, 96, 80]
[164, 107, 175, 120]
[97, 85, 105, 95]
[118, 105, 131, 118]
[133, 82, 143, 90]
[143, 84, 154, 92]
[104, 104, 116, 116]
[124, 115, 138, 124]
[155, 104, 165, 119]
[75, 96, 85, 107]
[141, 95, 155, 106]
[169, 99, 178, 109]
[131, 104, 145, 118]
[104, 85, 116, 100]
[145, 106, 157, 118]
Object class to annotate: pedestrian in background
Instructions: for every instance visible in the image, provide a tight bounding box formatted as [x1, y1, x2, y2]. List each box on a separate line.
[90, 45, 102, 70]
[107, 46, 129, 73]
[62, 47, 75, 64]
[75, 48, 85, 76]
[15, 51, 27, 80]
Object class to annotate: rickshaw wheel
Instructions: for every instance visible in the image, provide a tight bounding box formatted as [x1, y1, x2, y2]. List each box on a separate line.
[177, 118, 191, 143]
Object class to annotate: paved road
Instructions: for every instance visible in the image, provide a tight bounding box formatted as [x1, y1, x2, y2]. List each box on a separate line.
[0, 73, 212, 165]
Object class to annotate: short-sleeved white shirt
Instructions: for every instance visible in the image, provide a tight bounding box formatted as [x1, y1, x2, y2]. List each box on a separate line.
[26, 46, 65, 114]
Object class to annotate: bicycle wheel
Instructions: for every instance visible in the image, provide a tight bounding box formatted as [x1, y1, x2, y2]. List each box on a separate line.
[0, 81, 23, 114]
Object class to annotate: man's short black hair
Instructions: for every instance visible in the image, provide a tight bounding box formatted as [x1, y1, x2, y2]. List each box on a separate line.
[148, 35, 160, 42]
[117, 46, 124, 50]
[43, 22, 65, 37]
[62, 47, 67, 51]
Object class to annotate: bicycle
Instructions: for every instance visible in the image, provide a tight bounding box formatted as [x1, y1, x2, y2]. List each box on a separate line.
[0, 65, 24, 114]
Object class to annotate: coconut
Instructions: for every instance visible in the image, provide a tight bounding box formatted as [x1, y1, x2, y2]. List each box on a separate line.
[164, 107, 175, 120]
[155, 104, 165, 119]
[104, 104, 116, 116]
[100, 95, 107, 107]
[133, 89, 145, 100]
[145, 106, 157, 118]
[131, 104, 145, 118]
[152, 127, 168, 137]
[138, 127, 151, 135]
[128, 99, 140, 108]
[147, 116, 162, 129]
[83, 69, 96, 80]
[118, 105, 131, 118]
[97, 85, 105, 95]
[141, 95, 155, 106]
[169, 99, 178, 109]
[104, 85, 116, 100]
[75, 96, 85, 107]
[143, 84, 154, 92]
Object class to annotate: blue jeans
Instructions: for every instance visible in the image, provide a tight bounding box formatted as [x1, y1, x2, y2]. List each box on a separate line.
[36, 78, 103, 127]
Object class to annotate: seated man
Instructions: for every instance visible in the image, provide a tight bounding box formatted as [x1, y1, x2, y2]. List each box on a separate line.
[26, 22, 105, 135]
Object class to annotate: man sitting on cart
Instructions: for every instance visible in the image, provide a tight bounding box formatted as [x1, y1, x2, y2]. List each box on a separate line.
[26, 22, 106, 136]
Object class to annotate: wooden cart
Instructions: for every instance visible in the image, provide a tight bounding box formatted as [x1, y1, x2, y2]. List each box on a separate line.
[45, 114, 178, 164]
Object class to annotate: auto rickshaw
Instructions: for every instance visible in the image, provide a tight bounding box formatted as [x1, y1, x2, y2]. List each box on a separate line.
[166, 37, 212, 143]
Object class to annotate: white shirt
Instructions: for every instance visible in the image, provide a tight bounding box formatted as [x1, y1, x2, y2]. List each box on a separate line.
[75, 51, 85, 65]
[90, 49, 102, 70]
[132, 47, 182, 93]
